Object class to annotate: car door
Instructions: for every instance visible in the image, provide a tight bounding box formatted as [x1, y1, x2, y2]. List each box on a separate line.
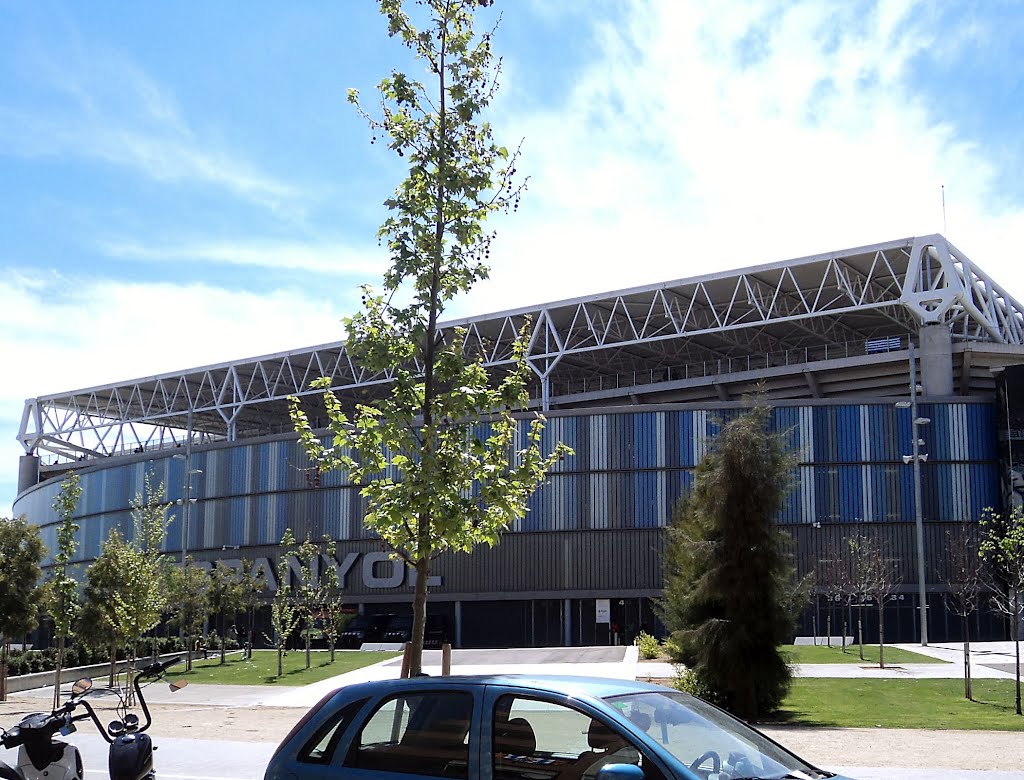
[331, 684, 480, 780]
[480, 686, 678, 780]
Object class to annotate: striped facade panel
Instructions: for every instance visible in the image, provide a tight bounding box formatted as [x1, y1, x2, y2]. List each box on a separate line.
[17, 402, 1000, 567]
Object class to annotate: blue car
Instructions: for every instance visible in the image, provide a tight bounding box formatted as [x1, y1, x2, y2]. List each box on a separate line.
[265, 675, 852, 780]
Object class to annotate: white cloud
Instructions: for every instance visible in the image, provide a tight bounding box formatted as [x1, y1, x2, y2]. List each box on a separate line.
[100, 238, 388, 277]
[0, 40, 301, 214]
[463, 0, 1024, 316]
[0, 272, 349, 515]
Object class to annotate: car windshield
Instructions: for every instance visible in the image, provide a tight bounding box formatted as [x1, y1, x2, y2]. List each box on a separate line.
[604, 691, 828, 780]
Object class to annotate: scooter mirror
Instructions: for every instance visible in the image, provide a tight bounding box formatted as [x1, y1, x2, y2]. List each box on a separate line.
[168, 679, 189, 692]
[71, 677, 93, 695]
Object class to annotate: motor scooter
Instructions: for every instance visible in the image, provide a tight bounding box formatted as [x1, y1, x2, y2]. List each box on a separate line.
[0, 657, 186, 780]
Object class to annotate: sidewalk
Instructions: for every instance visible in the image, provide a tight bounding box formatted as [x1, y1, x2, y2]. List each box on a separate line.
[636, 640, 1021, 681]
[3, 641, 1018, 709]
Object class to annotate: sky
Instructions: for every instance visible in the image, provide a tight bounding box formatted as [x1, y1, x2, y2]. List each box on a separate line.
[2, 0, 1023, 515]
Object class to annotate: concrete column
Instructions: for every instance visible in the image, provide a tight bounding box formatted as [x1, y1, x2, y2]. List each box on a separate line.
[18, 454, 40, 495]
[454, 601, 462, 649]
[918, 323, 954, 397]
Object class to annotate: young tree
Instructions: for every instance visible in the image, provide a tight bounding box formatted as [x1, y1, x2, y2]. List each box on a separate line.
[268, 530, 303, 678]
[110, 475, 172, 696]
[848, 533, 901, 669]
[239, 559, 269, 659]
[0, 517, 46, 701]
[80, 536, 131, 686]
[320, 553, 349, 663]
[289, 0, 569, 676]
[208, 564, 246, 665]
[660, 404, 798, 720]
[287, 533, 335, 670]
[167, 559, 211, 671]
[944, 520, 983, 700]
[816, 539, 849, 649]
[48, 472, 82, 709]
[980, 506, 1024, 715]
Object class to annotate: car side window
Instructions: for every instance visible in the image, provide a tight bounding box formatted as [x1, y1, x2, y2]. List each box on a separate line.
[345, 691, 473, 778]
[492, 695, 666, 780]
[298, 698, 369, 764]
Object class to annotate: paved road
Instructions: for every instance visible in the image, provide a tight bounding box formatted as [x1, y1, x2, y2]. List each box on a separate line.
[7, 733, 1022, 780]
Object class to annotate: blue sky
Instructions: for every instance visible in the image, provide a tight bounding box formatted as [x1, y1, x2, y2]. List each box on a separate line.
[3, 0, 1023, 514]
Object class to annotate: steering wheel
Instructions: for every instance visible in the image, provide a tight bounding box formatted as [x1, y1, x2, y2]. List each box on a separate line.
[689, 750, 721, 774]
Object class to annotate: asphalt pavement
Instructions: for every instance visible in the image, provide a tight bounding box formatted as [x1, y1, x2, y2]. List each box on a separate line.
[3, 641, 1022, 780]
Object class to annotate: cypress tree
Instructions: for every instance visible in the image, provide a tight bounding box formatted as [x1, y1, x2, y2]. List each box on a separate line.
[661, 403, 797, 720]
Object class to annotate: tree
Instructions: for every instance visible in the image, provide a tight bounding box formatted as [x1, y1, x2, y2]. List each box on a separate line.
[944, 520, 983, 700]
[167, 559, 211, 671]
[80, 535, 131, 686]
[320, 552, 350, 663]
[89, 473, 172, 699]
[848, 533, 901, 669]
[816, 538, 850, 649]
[208, 564, 246, 665]
[268, 529, 303, 678]
[660, 404, 797, 720]
[289, 0, 569, 677]
[980, 506, 1024, 715]
[0, 517, 46, 701]
[288, 533, 335, 670]
[47, 472, 82, 709]
[239, 559, 269, 658]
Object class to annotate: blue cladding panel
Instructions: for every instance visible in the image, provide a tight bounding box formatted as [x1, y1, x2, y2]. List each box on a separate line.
[14, 401, 1002, 560]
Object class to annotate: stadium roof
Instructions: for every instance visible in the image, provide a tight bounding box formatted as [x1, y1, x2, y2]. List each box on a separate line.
[19, 234, 1024, 464]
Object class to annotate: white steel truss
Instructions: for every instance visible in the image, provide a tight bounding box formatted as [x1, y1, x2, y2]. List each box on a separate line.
[19, 234, 1024, 460]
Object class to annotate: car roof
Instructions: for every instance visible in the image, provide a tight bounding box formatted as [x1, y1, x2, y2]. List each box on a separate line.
[334, 674, 672, 701]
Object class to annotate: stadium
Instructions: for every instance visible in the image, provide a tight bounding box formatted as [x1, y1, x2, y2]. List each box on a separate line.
[14, 234, 1024, 648]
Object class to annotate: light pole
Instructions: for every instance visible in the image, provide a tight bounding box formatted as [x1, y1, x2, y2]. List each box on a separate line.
[172, 411, 203, 565]
[896, 341, 931, 646]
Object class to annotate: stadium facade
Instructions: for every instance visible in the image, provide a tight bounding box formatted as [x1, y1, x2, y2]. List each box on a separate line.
[14, 234, 1024, 647]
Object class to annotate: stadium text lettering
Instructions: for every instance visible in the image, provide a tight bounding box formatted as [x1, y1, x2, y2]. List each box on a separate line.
[193, 552, 442, 592]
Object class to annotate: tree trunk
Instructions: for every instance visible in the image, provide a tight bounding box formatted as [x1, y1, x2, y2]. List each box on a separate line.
[305, 617, 311, 669]
[52, 634, 65, 710]
[220, 613, 227, 665]
[1, 639, 8, 702]
[841, 605, 848, 652]
[963, 614, 972, 701]
[277, 645, 284, 678]
[329, 637, 335, 663]
[826, 611, 832, 648]
[878, 602, 885, 669]
[409, 557, 430, 677]
[1014, 592, 1021, 716]
[858, 605, 865, 660]
[109, 639, 117, 687]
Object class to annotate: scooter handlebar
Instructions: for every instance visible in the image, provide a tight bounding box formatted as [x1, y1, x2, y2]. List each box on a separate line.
[138, 656, 181, 680]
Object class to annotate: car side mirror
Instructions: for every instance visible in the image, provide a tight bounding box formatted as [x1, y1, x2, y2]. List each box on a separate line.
[596, 764, 644, 780]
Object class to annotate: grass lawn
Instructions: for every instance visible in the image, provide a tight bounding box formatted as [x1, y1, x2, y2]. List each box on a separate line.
[773, 678, 1024, 730]
[175, 649, 400, 685]
[780, 643, 948, 665]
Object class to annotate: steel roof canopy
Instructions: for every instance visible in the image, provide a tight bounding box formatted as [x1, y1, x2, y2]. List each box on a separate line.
[18, 234, 1024, 461]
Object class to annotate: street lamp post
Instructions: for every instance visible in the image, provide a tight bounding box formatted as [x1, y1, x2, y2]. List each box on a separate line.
[173, 411, 202, 565]
[896, 342, 931, 646]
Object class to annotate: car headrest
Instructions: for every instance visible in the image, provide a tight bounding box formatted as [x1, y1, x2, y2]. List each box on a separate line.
[495, 717, 536, 756]
[588, 719, 623, 750]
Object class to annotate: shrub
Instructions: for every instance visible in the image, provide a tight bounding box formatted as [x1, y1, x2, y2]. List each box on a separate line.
[672, 666, 725, 708]
[636, 631, 661, 660]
